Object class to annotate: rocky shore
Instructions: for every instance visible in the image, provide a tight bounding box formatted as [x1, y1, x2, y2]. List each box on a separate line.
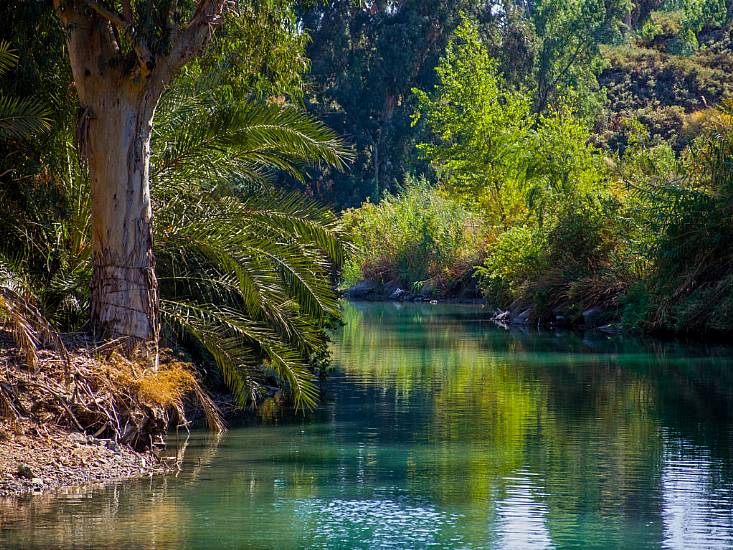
[0, 334, 223, 498]
[0, 420, 166, 497]
[342, 277, 483, 303]
[343, 279, 622, 333]
[488, 306, 622, 333]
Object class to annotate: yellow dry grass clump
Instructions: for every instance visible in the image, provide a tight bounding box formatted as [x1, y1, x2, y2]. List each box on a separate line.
[102, 352, 194, 406]
[0, 340, 224, 449]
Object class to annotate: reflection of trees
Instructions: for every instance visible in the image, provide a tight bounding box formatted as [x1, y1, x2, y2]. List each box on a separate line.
[333, 302, 733, 547]
[3, 303, 733, 547]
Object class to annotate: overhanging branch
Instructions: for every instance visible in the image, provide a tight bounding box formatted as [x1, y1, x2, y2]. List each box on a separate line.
[157, 0, 230, 83]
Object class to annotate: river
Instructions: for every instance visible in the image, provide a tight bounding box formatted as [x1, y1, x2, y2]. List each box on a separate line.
[2, 302, 733, 548]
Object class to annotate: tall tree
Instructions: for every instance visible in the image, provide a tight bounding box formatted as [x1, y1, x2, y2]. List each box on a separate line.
[414, 20, 605, 225]
[51, 1, 248, 348]
[531, 0, 628, 115]
[299, 0, 496, 207]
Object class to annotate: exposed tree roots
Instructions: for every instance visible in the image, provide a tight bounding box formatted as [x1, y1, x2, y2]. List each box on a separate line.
[0, 333, 223, 451]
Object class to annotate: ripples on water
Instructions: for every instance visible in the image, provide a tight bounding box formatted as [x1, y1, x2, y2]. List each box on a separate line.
[2, 302, 733, 549]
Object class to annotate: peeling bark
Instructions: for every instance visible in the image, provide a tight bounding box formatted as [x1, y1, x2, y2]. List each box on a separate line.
[85, 87, 159, 344]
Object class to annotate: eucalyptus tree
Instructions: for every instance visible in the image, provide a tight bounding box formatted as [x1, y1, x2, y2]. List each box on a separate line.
[51, 0, 307, 349]
[530, 0, 628, 116]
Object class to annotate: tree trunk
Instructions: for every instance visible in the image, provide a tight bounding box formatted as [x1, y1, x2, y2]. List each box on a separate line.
[54, 0, 229, 349]
[82, 85, 160, 346]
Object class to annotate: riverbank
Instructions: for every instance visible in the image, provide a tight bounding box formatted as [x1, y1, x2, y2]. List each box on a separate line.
[342, 274, 483, 304]
[0, 419, 164, 496]
[342, 278, 621, 330]
[0, 337, 223, 497]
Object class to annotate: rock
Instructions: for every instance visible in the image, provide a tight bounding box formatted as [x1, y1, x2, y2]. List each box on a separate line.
[31, 477, 43, 486]
[582, 307, 606, 328]
[343, 280, 380, 300]
[383, 279, 401, 296]
[492, 310, 511, 322]
[511, 309, 531, 325]
[16, 464, 33, 479]
[389, 288, 406, 301]
[553, 314, 570, 327]
[69, 432, 87, 444]
[598, 324, 622, 335]
[417, 280, 436, 298]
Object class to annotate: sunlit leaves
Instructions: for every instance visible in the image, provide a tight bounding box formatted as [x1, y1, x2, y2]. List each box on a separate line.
[151, 87, 350, 410]
[413, 20, 606, 227]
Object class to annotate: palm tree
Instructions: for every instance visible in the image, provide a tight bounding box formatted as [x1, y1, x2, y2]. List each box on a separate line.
[151, 90, 351, 409]
[0, 40, 57, 365]
[0, 41, 50, 140]
[2, 83, 351, 411]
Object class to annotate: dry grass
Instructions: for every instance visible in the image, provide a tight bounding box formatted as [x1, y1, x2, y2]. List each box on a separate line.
[0, 335, 224, 450]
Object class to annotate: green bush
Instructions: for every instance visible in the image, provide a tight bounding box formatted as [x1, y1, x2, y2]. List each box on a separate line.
[475, 226, 545, 307]
[635, 122, 733, 332]
[477, 197, 631, 320]
[341, 177, 487, 292]
[620, 282, 653, 331]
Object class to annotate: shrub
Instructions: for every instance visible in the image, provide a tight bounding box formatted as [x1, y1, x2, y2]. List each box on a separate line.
[477, 196, 632, 320]
[635, 122, 733, 332]
[475, 226, 545, 307]
[341, 177, 487, 291]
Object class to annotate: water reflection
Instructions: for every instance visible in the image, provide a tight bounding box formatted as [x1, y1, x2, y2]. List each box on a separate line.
[1, 302, 733, 548]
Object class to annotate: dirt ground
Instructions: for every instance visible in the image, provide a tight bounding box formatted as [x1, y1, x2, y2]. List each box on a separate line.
[0, 420, 165, 496]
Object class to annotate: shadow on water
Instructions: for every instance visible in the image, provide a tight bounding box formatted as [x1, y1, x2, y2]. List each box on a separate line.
[2, 301, 733, 548]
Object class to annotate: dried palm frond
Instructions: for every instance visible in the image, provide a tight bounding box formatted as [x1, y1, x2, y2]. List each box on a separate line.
[0, 259, 68, 373]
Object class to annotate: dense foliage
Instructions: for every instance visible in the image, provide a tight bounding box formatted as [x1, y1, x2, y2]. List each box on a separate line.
[0, 1, 351, 412]
[2, 0, 733, 433]
[343, 11, 733, 334]
[341, 177, 485, 294]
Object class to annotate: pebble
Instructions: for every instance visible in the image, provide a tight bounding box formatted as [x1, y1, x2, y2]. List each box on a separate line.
[0, 421, 165, 497]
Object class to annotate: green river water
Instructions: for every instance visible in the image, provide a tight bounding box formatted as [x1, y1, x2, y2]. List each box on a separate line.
[2, 302, 733, 548]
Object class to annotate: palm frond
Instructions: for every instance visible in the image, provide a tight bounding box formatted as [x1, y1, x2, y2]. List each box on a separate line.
[160, 299, 318, 409]
[0, 41, 50, 140]
[152, 92, 352, 189]
[0, 93, 51, 140]
[154, 185, 345, 409]
[0, 41, 18, 77]
[0, 258, 68, 372]
[150, 87, 351, 410]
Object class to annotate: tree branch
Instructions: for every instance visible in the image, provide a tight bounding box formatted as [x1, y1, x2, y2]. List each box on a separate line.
[84, 0, 126, 28]
[157, 0, 230, 83]
[85, 0, 156, 77]
[167, 0, 179, 30]
[53, 0, 119, 89]
[122, 0, 132, 23]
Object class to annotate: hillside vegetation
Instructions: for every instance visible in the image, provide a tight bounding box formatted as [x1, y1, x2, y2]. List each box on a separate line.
[333, 2, 733, 334]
